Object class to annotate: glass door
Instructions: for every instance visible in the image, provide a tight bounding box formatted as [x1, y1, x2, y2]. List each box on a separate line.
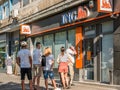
[54, 31, 66, 68]
[84, 38, 94, 80]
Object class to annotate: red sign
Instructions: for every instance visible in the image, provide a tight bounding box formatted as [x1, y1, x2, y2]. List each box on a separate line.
[78, 6, 90, 20]
[98, 0, 113, 12]
[20, 25, 31, 34]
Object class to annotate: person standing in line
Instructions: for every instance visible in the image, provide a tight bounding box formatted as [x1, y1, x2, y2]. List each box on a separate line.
[16, 41, 33, 90]
[33, 42, 42, 90]
[66, 46, 77, 87]
[57, 47, 71, 89]
[42, 47, 60, 90]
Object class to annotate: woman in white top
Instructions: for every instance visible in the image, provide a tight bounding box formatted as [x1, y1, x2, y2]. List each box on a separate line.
[42, 47, 60, 90]
[57, 47, 71, 89]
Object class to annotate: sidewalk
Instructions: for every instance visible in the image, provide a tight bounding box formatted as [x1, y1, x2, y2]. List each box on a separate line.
[0, 73, 119, 90]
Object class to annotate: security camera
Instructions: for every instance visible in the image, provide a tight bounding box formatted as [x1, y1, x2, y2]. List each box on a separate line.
[110, 13, 119, 19]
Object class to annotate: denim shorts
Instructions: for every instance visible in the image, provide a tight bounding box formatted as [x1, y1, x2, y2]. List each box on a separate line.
[43, 70, 54, 80]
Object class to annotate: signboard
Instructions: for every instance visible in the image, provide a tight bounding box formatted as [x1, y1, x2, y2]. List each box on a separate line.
[62, 6, 90, 24]
[20, 25, 31, 34]
[78, 6, 90, 20]
[98, 0, 113, 12]
[76, 27, 83, 69]
[87, 51, 91, 60]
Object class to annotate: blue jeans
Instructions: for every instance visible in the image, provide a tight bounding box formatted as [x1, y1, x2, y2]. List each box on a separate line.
[43, 70, 54, 80]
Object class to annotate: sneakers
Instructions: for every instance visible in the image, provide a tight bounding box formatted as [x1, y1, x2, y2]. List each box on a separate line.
[54, 88, 61, 90]
[71, 83, 75, 86]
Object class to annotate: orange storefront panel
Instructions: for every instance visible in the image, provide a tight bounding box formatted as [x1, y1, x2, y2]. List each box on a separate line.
[76, 27, 83, 69]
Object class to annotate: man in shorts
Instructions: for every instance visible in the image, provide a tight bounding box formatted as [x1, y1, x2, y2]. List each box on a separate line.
[16, 41, 33, 90]
[66, 46, 77, 87]
[33, 42, 42, 90]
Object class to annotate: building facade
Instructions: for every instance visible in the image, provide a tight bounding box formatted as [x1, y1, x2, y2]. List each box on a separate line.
[0, 0, 120, 85]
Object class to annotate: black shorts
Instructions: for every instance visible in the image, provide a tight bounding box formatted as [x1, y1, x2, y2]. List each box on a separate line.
[21, 68, 32, 80]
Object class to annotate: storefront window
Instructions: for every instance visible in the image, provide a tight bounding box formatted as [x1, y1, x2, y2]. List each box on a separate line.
[83, 25, 96, 80]
[54, 31, 66, 68]
[44, 34, 53, 53]
[102, 21, 113, 33]
[68, 29, 75, 47]
[34, 37, 43, 52]
[101, 21, 113, 83]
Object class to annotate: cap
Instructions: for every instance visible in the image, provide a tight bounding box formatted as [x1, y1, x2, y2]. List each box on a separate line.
[21, 41, 27, 46]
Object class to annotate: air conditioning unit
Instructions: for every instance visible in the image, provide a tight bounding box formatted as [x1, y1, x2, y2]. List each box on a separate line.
[11, 9, 19, 19]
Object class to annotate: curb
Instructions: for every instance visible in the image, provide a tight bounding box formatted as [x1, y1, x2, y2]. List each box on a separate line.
[76, 81, 120, 89]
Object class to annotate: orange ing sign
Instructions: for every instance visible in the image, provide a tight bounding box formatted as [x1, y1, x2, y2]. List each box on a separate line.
[20, 25, 31, 35]
[78, 6, 90, 20]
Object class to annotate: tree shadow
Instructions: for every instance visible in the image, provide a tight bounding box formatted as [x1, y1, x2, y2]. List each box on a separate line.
[0, 82, 21, 90]
[0, 82, 56, 90]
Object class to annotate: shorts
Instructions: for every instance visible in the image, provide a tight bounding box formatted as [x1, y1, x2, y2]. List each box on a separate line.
[58, 62, 68, 73]
[21, 68, 32, 80]
[33, 64, 41, 77]
[43, 70, 54, 80]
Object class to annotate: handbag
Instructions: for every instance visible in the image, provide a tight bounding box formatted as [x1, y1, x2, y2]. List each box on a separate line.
[41, 55, 46, 66]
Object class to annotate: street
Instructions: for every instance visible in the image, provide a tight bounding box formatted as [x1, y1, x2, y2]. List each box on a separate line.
[0, 73, 119, 90]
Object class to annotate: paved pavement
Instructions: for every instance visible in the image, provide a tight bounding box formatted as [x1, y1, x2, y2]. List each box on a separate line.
[0, 73, 120, 90]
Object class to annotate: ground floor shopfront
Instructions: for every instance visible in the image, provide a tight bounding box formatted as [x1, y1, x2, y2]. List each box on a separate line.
[27, 19, 114, 84]
[0, 0, 119, 85]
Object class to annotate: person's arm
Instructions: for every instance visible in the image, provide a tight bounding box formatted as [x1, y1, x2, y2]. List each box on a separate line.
[57, 54, 60, 64]
[50, 60, 54, 71]
[67, 54, 74, 63]
[16, 57, 20, 67]
[29, 56, 32, 68]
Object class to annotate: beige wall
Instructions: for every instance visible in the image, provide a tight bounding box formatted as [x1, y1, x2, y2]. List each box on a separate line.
[0, 0, 63, 28]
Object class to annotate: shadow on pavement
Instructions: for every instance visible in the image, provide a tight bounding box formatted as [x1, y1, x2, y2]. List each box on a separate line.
[0, 82, 55, 90]
[0, 82, 21, 90]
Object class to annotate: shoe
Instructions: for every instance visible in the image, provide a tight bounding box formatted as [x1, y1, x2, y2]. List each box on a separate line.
[54, 88, 61, 90]
[66, 86, 71, 89]
[71, 84, 75, 86]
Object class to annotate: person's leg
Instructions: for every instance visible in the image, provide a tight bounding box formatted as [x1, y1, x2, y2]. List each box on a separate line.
[29, 80, 33, 90]
[49, 71, 58, 89]
[69, 65, 74, 86]
[21, 80, 25, 90]
[60, 73, 66, 88]
[27, 68, 33, 90]
[45, 79, 48, 90]
[51, 79, 57, 89]
[43, 70, 49, 90]
[33, 66, 36, 86]
[64, 72, 69, 87]
[21, 68, 25, 90]
[37, 76, 40, 88]
[37, 66, 41, 87]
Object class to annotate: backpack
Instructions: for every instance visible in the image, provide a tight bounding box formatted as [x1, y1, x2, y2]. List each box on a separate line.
[41, 55, 46, 66]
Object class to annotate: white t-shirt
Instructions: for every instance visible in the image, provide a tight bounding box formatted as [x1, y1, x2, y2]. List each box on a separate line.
[33, 49, 42, 65]
[57, 53, 69, 63]
[17, 49, 31, 68]
[66, 48, 75, 64]
[43, 54, 54, 70]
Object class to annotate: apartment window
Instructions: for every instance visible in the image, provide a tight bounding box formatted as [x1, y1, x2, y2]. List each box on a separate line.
[3, 6, 7, 19]
[23, 0, 29, 7]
